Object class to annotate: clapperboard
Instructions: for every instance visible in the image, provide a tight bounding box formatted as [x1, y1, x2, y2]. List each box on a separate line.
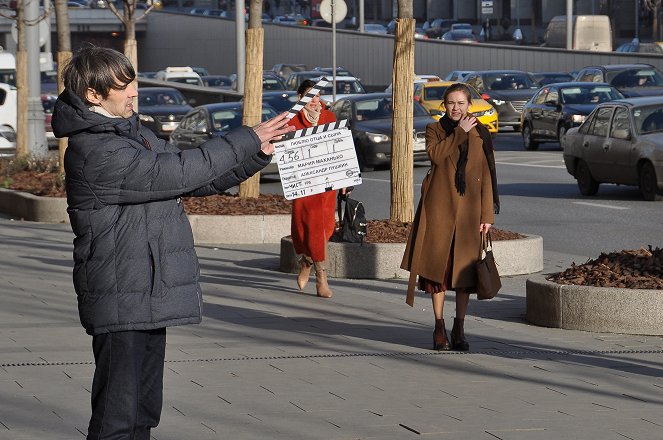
[273, 79, 362, 201]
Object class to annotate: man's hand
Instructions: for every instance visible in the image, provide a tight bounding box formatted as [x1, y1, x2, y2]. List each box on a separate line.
[458, 115, 477, 133]
[253, 112, 295, 155]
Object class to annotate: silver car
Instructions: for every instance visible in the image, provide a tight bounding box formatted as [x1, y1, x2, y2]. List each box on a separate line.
[562, 97, 663, 201]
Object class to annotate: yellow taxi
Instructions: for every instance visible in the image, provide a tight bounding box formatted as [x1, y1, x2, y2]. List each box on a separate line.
[413, 81, 498, 134]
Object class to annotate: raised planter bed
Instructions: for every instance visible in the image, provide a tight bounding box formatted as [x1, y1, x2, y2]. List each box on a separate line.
[526, 276, 663, 335]
[280, 234, 543, 279]
[0, 188, 69, 223]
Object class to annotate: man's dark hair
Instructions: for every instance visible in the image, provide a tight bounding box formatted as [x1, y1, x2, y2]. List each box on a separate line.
[63, 45, 136, 104]
[297, 79, 317, 96]
[443, 83, 472, 103]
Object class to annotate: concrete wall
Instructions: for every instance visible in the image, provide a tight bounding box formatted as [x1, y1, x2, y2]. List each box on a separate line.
[139, 11, 663, 90]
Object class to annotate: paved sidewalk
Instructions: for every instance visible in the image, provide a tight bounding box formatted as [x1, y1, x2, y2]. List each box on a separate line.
[0, 219, 662, 440]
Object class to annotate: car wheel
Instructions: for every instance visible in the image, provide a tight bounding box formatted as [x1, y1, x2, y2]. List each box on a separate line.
[639, 162, 662, 201]
[522, 124, 539, 151]
[557, 125, 567, 146]
[576, 160, 599, 196]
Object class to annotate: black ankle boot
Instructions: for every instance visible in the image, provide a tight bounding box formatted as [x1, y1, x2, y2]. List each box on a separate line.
[433, 319, 451, 351]
[450, 318, 469, 351]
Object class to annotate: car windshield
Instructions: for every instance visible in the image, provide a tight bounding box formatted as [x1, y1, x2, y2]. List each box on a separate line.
[319, 81, 366, 94]
[608, 68, 663, 88]
[211, 109, 243, 131]
[263, 78, 285, 90]
[169, 77, 201, 86]
[354, 98, 429, 120]
[560, 85, 622, 104]
[633, 105, 663, 134]
[139, 90, 187, 106]
[424, 85, 481, 100]
[205, 77, 232, 87]
[485, 73, 538, 90]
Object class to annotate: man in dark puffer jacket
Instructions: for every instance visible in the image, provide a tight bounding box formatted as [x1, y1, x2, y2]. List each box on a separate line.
[52, 46, 293, 440]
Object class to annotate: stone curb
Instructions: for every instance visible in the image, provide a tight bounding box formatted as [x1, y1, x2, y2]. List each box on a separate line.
[280, 234, 543, 279]
[526, 275, 663, 335]
[0, 188, 69, 223]
[0, 190, 292, 244]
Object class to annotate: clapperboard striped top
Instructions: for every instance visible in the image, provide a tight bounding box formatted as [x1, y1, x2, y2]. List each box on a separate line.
[282, 119, 349, 140]
[285, 79, 330, 120]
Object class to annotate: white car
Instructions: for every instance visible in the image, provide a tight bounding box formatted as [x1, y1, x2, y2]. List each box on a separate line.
[312, 75, 367, 104]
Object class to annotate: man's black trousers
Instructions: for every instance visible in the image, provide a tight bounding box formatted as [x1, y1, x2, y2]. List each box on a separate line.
[87, 328, 167, 440]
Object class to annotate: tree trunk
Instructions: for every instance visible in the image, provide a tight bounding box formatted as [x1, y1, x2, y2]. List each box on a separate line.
[54, 0, 71, 173]
[239, 1, 264, 199]
[15, 3, 28, 159]
[124, 15, 139, 112]
[390, 5, 414, 223]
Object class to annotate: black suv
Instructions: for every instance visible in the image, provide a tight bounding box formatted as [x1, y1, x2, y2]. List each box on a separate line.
[574, 64, 663, 97]
[464, 70, 540, 131]
[137, 87, 193, 140]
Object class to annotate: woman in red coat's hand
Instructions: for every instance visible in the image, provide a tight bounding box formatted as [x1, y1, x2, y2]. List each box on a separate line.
[288, 80, 338, 298]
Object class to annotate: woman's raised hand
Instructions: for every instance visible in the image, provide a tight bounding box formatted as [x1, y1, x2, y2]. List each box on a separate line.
[458, 115, 478, 133]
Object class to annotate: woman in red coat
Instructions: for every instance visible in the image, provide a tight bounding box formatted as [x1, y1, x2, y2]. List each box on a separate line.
[288, 80, 339, 298]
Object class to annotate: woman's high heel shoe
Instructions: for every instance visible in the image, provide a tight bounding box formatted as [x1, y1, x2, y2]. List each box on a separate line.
[433, 319, 451, 351]
[450, 318, 469, 351]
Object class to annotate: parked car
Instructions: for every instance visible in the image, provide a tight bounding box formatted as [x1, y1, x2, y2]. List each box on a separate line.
[363, 23, 388, 34]
[284, 71, 326, 91]
[202, 75, 233, 88]
[520, 82, 624, 150]
[258, 90, 298, 113]
[383, 74, 442, 93]
[450, 23, 473, 33]
[562, 96, 663, 200]
[271, 63, 307, 80]
[0, 124, 15, 157]
[464, 70, 540, 131]
[531, 71, 574, 86]
[441, 30, 479, 42]
[414, 81, 498, 135]
[574, 64, 663, 97]
[169, 102, 280, 173]
[42, 94, 57, 149]
[272, 14, 309, 26]
[155, 66, 204, 87]
[191, 66, 210, 77]
[444, 70, 473, 82]
[313, 76, 367, 103]
[137, 87, 193, 139]
[329, 93, 436, 170]
[312, 66, 356, 78]
[230, 72, 287, 91]
[616, 40, 663, 54]
[425, 18, 457, 39]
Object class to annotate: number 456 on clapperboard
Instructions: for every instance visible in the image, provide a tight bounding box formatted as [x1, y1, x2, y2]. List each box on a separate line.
[273, 80, 362, 200]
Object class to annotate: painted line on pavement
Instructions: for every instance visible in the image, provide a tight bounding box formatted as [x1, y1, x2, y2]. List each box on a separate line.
[495, 161, 566, 169]
[573, 202, 629, 210]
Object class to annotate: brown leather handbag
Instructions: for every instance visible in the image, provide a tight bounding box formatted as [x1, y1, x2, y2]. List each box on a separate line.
[476, 230, 501, 300]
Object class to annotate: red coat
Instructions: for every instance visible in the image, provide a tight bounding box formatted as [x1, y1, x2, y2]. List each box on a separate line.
[288, 109, 338, 261]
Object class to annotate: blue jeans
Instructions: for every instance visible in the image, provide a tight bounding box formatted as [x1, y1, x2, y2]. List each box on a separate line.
[87, 328, 166, 440]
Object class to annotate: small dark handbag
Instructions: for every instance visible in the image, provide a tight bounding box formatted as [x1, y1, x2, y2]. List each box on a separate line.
[476, 230, 501, 300]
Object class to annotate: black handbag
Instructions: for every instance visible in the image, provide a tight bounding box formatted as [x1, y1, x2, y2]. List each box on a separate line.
[476, 230, 501, 300]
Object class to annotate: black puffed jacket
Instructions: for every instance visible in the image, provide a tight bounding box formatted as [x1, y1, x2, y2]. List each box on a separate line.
[52, 90, 270, 335]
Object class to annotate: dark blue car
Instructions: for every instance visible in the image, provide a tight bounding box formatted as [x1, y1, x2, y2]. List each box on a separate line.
[520, 82, 624, 150]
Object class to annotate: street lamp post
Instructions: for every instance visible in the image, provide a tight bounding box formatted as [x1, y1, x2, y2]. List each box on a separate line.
[26, 0, 47, 158]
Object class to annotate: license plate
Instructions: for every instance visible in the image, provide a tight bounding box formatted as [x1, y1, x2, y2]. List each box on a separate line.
[413, 139, 426, 151]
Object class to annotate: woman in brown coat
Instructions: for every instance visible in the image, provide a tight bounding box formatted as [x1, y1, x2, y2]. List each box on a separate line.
[401, 83, 500, 351]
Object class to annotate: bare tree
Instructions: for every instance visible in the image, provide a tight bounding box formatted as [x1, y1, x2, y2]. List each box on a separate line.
[390, 0, 414, 222]
[104, 0, 156, 74]
[644, 0, 662, 40]
[239, 0, 264, 198]
[0, 1, 51, 159]
[54, 0, 71, 172]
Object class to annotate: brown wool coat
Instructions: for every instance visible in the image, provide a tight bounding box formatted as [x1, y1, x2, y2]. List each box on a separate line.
[401, 121, 495, 306]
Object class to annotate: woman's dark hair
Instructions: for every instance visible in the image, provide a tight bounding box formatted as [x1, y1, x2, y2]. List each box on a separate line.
[297, 79, 317, 96]
[63, 45, 136, 104]
[443, 83, 472, 103]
